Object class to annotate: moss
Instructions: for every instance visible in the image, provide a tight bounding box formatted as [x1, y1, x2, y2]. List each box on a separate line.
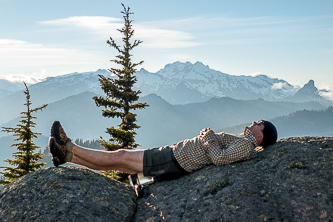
[227, 205, 236, 210]
[289, 161, 305, 169]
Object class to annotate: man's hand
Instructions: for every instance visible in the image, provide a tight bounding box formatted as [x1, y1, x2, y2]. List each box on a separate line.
[199, 128, 214, 138]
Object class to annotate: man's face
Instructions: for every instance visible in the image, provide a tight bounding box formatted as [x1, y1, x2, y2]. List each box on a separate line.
[249, 120, 265, 138]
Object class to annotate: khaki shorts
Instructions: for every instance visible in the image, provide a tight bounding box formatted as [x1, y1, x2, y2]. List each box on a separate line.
[143, 146, 188, 179]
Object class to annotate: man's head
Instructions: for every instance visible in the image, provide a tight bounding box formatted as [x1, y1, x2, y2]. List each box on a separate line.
[249, 120, 278, 147]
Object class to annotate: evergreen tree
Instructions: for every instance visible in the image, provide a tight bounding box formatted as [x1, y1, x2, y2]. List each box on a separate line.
[93, 4, 148, 151]
[74, 138, 103, 150]
[0, 82, 48, 185]
[40, 146, 53, 168]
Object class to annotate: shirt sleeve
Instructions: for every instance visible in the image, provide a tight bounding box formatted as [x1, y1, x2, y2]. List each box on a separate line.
[202, 130, 252, 166]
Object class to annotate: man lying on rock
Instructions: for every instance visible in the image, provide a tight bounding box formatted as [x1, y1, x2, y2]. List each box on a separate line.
[48, 120, 277, 180]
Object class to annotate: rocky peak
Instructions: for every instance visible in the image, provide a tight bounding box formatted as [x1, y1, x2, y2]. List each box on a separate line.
[0, 137, 332, 221]
[159, 61, 212, 77]
[301, 80, 317, 93]
[305, 79, 315, 87]
[291, 80, 321, 102]
[295, 80, 318, 96]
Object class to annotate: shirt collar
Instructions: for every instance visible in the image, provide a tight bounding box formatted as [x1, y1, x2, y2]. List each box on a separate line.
[243, 127, 258, 147]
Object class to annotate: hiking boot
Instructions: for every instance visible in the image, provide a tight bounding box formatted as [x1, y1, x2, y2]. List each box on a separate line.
[48, 137, 67, 167]
[50, 121, 71, 146]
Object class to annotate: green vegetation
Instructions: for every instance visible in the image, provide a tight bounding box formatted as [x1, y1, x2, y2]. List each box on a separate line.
[1, 83, 47, 185]
[93, 4, 148, 182]
[74, 138, 103, 150]
[93, 4, 148, 151]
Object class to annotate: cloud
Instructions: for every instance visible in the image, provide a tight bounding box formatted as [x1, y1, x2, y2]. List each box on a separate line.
[250, 72, 263, 77]
[39, 16, 201, 49]
[135, 25, 201, 48]
[320, 91, 333, 101]
[318, 85, 333, 101]
[39, 16, 122, 30]
[0, 39, 105, 76]
[168, 15, 333, 45]
[0, 74, 43, 84]
[37, 14, 330, 50]
[0, 39, 102, 64]
[39, 16, 123, 39]
[272, 82, 289, 90]
[271, 82, 298, 97]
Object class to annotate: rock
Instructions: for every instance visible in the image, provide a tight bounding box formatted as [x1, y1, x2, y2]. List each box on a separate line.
[135, 137, 333, 222]
[0, 166, 136, 222]
[0, 137, 332, 221]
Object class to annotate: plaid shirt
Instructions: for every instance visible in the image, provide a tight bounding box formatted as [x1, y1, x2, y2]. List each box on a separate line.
[172, 127, 258, 173]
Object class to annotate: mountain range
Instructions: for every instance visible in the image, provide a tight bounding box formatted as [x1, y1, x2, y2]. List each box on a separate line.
[0, 61, 332, 170]
[1, 61, 331, 105]
[1, 61, 331, 124]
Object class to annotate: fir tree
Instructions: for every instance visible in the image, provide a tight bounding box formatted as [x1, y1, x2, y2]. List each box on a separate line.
[74, 138, 103, 150]
[93, 4, 148, 151]
[0, 82, 48, 185]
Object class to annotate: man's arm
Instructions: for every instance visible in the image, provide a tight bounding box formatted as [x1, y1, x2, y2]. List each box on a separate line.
[201, 130, 252, 166]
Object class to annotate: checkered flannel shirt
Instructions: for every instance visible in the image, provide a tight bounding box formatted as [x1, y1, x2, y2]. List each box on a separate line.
[172, 127, 258, 173]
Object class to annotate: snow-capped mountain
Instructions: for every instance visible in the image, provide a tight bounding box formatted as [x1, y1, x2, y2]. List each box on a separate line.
[0, 61, 331, 125]
[0, 79, 26, 99]
[135, 61, 298, 104]
[2, 61, 328, 105]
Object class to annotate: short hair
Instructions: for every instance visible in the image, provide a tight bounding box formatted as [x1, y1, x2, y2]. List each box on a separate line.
[261, 120, 278, 147]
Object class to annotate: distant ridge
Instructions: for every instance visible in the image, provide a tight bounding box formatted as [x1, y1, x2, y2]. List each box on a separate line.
[219, 106, 333, 138]
[0, 61, 331, 106]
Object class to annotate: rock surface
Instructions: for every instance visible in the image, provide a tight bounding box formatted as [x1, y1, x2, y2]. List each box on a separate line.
[0, 167, 136, 222]
[135, 137, 333, 221]
[0, 137, 332, 221]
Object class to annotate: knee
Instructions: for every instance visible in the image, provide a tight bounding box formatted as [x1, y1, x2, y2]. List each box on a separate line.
[113, 149, 132, 160]
[116, 149, 127, 156]
[113, 149, 144, 163]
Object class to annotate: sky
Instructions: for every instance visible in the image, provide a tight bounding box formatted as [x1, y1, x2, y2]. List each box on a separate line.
[1, 0, 333, 98]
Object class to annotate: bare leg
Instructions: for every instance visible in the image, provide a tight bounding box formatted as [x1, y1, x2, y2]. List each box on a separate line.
[70, 144, 144, 174]
[71, 155, 138, 174]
